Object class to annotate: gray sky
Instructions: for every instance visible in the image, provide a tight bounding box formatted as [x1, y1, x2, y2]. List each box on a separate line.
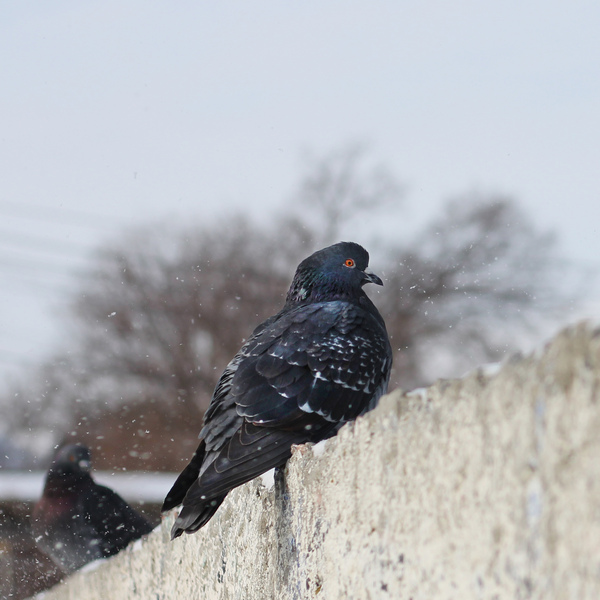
[1, 1, 600, 384]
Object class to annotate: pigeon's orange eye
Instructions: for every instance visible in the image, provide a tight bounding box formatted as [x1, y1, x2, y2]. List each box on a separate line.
[344, 258, 355, 268]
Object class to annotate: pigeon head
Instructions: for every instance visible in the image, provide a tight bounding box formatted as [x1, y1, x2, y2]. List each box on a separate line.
[50, 443, 92, 477]
[286, 241, 383, 304]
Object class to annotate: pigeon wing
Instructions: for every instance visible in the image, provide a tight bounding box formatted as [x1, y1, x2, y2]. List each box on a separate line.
[234, 301, 392, 424]
[167, 300, 391, 537]
[178, 302, 389, 505]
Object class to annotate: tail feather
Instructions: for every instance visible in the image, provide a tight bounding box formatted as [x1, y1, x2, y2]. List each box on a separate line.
[162, 441, 205, 513]
[183, 427, 302, 507]
[169, 428, 305, 537]
[170, 494, 226, 539]
[166, 421, 337, 535]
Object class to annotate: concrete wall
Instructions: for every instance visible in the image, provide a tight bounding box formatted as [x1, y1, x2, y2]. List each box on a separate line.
[34, 322, 600, 600]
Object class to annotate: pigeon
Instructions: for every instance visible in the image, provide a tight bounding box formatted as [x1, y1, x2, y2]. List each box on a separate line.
[32, 443, 154, 574]
[163, 241, 392, 538]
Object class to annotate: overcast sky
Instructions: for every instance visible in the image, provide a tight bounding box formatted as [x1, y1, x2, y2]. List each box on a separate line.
[1, 1, 599, 385]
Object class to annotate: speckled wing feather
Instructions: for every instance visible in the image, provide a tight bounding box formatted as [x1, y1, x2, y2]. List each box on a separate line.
[233, 300, 391, 424]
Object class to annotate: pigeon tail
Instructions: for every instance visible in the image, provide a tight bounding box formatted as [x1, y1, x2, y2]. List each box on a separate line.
[170, 495, 227, 539]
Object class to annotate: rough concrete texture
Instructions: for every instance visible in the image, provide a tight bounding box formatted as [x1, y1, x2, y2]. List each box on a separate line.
[34, 322, 600, 600]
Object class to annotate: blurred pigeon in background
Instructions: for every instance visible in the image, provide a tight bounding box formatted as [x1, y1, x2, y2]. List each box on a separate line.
[163, 241, 392, 538]
[32, 443, 153, 574]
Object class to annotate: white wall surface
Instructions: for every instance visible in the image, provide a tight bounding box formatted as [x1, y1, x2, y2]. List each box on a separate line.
[34, 322, 600, 600]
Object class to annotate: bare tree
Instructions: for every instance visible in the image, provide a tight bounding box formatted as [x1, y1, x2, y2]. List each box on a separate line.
[293, 142, 405, 244]
[80, 216, 320, 406]
[379, 195, 571, 388]
[0, 148, 584, 600]
[0, 149, 581, 470]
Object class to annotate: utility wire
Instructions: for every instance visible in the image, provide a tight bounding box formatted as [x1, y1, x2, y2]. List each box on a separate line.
[0, 274, 72, 296]
[0, 255, 86, 278]
[0, 349, 37, 368]
[0, 200, 119, 229]
[0, 227, 96, 257]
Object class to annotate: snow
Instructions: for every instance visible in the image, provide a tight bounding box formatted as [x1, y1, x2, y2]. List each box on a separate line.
[406, 388, 429, 402]
[0, 472, 45, 501]
[476, 362, 503, 377]
[311, 439, 328, 458]
[81, 558, 105, 574]
[259, 468, 275, 490]
[94, 472, 176, 503]
[0, 471, 179, 502]
[461, 358, 510, 380]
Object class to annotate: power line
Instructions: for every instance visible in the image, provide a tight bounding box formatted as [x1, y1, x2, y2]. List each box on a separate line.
[0, 227, 96, 257]
[0, 249, 82, 296]
[0, 255, 85, 278]
[0, 274, 72, 296]
[0, 247, 91, 276]
[0, 349, 36, 368]
[0, 200, 120, 229]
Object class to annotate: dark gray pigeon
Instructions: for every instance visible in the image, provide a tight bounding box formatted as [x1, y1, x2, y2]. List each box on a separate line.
[32, 443, 153, 574]
[163, 241, 392, 538]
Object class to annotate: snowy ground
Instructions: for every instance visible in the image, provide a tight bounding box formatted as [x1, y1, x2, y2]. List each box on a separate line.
[0, 471, 178, 503]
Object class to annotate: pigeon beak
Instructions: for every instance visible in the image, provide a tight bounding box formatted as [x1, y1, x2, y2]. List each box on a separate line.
[363, 268, 383, 286]
[78, 459, 91, 470]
